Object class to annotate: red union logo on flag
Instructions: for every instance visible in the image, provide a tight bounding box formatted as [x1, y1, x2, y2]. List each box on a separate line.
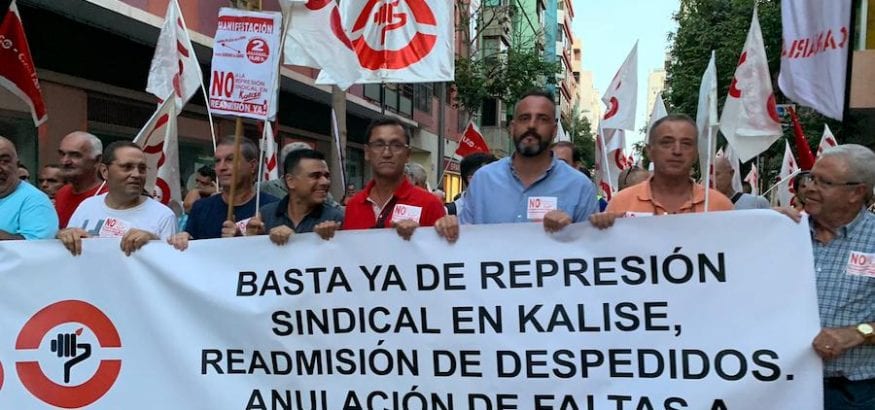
[349, 0, 438, 70]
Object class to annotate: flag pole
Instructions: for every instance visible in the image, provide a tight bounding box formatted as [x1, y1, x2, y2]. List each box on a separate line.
[255, 119, 269, 217]
[199, 85, 218, 153]
[703, 126, 713, 212]
[761, 168, 802, 197]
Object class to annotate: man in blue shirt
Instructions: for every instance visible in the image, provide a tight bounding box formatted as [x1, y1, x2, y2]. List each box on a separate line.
[0, 136, 58, 240]
[435, 89, 598, 242]
[779, 144, 875, 410]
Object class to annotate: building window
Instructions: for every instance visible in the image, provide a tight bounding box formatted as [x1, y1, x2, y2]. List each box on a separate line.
[414, 83, 433, 113]
[481, 98, 498, 126]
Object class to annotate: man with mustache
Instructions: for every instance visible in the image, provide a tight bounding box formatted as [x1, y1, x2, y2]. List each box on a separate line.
[57, 142, 176, 256]
[434, 89, 598, 242]
[54, 131, 108, 228]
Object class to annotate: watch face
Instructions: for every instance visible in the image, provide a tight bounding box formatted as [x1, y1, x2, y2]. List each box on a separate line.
[858, 323, 874, 336]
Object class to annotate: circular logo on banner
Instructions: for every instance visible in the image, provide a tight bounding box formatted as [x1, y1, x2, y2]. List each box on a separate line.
[351, 0, 438, 70]
[15, 300, 122, 409]
[154, 178, 171, 205]
[246, 38, 270, 64]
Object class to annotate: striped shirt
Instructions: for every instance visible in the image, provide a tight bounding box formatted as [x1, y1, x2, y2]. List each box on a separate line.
[811, 209, 875, 380]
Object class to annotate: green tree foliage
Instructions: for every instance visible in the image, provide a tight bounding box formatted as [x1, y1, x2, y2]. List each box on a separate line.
[665, 0, 864, 189]
[561, 114, 595, 166]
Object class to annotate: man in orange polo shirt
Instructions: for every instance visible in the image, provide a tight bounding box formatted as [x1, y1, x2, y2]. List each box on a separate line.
[590, 114, 732, 228]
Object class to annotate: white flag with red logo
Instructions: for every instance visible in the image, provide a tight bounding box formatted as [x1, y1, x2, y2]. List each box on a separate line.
[816, 124, 839, 157]
[778, 0, 851, 121]
[601, 42, 638, 131]
[146, 0, 202, 113]
[317, 0, 453, 84]
[0, 0, 46, 126]
[595, 124, 628, 199]
[777, 141, 798, 207]
[744, 163, 760, 195]
[133, 97, 182, 214]
[261, 121, 279, 182]
[280, 0, 362, 90]
[720, 7, 783, 163]
[724, 144, 744, 194]
[648, 93, 668, 132]
[697, 51, 719, 185]
[455, 121, 489, 157]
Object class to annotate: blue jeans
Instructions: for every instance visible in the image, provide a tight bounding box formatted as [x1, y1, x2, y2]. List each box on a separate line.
[825, 377, 875, 410]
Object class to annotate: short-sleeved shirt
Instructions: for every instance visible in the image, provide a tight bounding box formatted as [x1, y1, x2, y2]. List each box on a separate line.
[184, 193, 278, 239]
[731, 192, 770, 210]
[0, 182, 58, 240]
[459, 156, 599, 224]
[261, 195, 344, 233]
[54, 183, 108, 228]
[810, 209, 875, 380]
[344, 178, 446, 229]
[68, 194, 177, 240]
[606, 178, 734, 215]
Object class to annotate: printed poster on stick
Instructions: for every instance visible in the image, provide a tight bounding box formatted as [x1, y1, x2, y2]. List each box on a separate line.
[209, 8, 282, 120]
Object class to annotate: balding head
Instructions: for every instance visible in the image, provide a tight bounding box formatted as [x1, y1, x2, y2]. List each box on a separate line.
[58, 131, 103, 186]
[0, 136, 21, 198]
[713, 156, 735, 196]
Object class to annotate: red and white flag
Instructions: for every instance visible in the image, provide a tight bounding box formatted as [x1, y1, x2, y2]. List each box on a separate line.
[0, 0, 46, 126]
[816, 124, 839, 158]
[744, 163, 760, 196]
[719, 7, 783, 163]
[146, 0, 202, 113]
[778, 0, 851, 121]
[724, 144, 744, 194]
[697, 51, 719, 186]
[260, 121, 279, 182]
[455, 121, 489, 157]
[776, 141, 799, 207]
[280, 0, 362, 90]
[595, 125, 629, 199]
[133, 97, 182, 214]
[318, 0, 454, 84]
[601, 42, 638, 131]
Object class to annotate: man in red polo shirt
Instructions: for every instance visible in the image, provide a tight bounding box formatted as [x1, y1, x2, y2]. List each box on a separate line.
[54, 131, 108, 228]
[343, 117, 445, 239]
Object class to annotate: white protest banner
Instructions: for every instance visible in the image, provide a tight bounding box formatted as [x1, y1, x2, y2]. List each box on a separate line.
[209, 8, 282, 120]
[0, 212, 822, 409]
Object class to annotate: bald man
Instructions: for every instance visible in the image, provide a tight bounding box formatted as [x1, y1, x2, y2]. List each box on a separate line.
[55, 131, 107, 228]
[0, 136, 58, 240]
[714, 157, 769, 210]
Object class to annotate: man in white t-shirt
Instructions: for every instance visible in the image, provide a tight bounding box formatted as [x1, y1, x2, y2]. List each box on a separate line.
[57, 142, 176, 256]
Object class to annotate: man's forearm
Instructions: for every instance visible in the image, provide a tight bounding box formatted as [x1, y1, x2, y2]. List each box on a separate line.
[0, 230, 25, 240]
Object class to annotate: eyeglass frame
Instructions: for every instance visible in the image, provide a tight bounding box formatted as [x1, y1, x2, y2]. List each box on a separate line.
[797, 171, 863, 189]
[366, 141, 410, 153]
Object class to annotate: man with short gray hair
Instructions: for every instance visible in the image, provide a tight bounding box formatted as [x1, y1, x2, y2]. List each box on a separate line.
[404, 162, 428, 189]
[779, 144, 875, 409]
[55, 131, 107, 228]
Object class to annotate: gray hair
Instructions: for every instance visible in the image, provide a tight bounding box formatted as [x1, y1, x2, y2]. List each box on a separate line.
[218, 136, 258, 162]
[821, 144, 875, 199]
[647, 114, 698, 145]
[404, 162, 428, 188]
[279, 142, 313, 174]
[84, 133, 103, 158]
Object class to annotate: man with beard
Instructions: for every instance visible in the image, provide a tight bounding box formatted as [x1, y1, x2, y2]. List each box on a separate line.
[0, 136, 57, 240]
[54, 131, 108, 228]
[57, 142, 176, 256]
[434, 90, 598, 242]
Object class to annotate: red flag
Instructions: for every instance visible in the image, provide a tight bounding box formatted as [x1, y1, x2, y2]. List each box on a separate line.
[787, 106, 816, 170]
[0, 0, 47, 126]
[455, 121, 489, 157]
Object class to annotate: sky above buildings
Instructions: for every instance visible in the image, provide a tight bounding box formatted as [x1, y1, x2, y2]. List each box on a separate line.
[572, 0, 679, 146]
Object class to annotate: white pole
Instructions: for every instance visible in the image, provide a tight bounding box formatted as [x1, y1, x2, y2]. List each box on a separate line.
[703, 126, 713, 212]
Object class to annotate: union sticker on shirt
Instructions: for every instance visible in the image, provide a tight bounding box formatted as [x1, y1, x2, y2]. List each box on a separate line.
[846, 251, 875, 278]
[391, 204, 422, 224]
[527, 196, 558, 221]
[98, 217, 132, 238]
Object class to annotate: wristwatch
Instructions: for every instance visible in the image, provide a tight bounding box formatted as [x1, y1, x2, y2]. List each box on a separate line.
[857, 323, 874, 340]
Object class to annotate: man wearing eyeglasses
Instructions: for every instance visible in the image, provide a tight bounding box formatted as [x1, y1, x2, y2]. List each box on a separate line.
[589, 114, 733, 229]
[778, 144, 875, 410]
[0, 136, 58, 240]
[434, 89, 599, 242]
[343, 117, 446, 240]
[57, 142, 176, 256]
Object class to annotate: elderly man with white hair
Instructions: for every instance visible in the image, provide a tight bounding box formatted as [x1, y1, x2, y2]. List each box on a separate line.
[779, 144, 875, 410]
[54, 131, 106, 228]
